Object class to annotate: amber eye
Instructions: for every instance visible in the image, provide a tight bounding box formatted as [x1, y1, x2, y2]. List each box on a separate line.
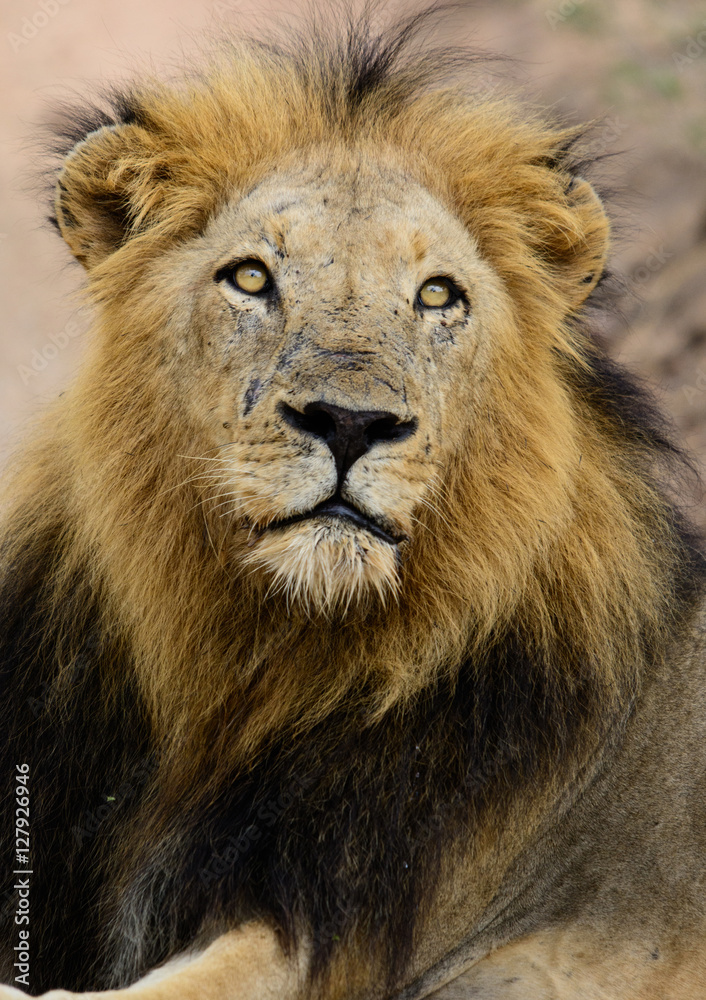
[230, 260, 271, 295]
[417, 277, 458, 309]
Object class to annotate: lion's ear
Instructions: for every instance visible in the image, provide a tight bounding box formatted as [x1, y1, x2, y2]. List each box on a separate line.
[54, 123, 161, 269]
[548, 176, 610, 312]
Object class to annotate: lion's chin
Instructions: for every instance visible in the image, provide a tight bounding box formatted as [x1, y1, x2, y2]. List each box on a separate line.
[241, 518, 401, 614]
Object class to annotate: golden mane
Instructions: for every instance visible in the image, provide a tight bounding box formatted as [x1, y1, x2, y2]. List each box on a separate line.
[1, 11, 704, 991]
[3, 15, 697, 791]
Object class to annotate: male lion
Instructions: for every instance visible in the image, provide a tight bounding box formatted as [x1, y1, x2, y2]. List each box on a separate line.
[1, 10, 706, 1000]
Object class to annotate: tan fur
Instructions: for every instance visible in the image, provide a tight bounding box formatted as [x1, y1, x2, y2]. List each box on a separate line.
[2, 15, 704, 1000]
[0, 924, 301, 1000]
[12, 69, 661, 781]
[428, 927, 706, 1000]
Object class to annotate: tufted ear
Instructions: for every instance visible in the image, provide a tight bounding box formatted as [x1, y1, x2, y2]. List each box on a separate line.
[549, 175, 610, 312]
[53, 123, 166, 270]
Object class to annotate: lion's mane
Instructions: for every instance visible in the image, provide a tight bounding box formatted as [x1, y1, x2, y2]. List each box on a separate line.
[1, 9, 703, 994]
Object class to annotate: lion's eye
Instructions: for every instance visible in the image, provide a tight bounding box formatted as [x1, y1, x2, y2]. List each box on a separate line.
[417, 277, 458, 309]
[229, 260, 271, 295]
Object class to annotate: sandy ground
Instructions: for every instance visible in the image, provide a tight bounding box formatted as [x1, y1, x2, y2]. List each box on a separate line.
[2, 0, 706, 518]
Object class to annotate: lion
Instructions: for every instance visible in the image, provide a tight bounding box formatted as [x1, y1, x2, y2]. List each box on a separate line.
[1, 8, 706, 1000]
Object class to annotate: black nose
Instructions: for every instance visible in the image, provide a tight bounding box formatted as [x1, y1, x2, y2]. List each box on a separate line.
[280, 400, 417, 481]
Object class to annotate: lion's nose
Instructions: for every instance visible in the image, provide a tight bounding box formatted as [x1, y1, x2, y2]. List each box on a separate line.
[279, 400, 417, 481]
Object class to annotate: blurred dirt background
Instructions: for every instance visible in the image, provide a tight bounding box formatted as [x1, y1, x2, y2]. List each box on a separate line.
[2, 0, 706, 521]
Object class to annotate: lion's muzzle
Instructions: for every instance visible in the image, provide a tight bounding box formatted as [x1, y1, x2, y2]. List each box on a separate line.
[278, 399, 418, 482]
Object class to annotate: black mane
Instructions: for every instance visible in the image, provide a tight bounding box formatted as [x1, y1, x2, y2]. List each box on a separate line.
[4, 6, 705, 993]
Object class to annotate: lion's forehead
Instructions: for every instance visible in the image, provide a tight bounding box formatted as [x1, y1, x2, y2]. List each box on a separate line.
[209, 155, 482, 289]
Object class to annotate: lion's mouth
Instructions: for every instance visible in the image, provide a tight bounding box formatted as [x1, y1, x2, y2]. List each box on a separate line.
[267, 497, 404, 545]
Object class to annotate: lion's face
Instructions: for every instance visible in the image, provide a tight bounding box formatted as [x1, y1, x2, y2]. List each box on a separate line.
[40, 34, 685, 797]
[53, 56, 610, 639]
[169, 150, 504, 611]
